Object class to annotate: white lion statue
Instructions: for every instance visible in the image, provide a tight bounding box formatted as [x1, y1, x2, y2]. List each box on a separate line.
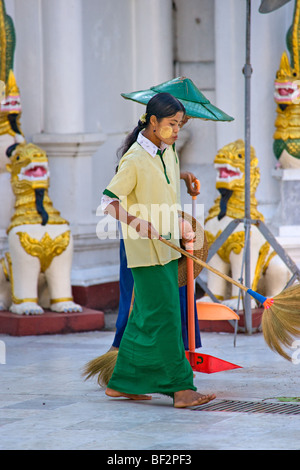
[199, 139, 291, 309]
[0, 141, 82, 315]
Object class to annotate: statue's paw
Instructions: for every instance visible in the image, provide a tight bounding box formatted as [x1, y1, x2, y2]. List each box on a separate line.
[50, 301, 82, 313]
[9, 302, 44, 315]
[0, 301, 8, 311]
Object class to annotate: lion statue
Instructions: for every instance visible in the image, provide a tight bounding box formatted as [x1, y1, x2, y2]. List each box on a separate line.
[199, 139, 291, 309]
[273, 0, 300, 169]
[0, 141, 82, 315]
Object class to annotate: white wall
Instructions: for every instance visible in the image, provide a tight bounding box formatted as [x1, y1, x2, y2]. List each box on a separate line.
[173, 0, 219, 214]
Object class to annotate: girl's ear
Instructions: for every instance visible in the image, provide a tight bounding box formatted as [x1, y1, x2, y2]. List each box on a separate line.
[149, 115, 157, 128]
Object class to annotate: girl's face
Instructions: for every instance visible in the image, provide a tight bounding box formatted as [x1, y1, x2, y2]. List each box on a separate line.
[156, 111, 185, 145]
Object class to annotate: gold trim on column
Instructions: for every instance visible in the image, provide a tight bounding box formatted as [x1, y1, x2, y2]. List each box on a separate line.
[205, 230, 245, 265]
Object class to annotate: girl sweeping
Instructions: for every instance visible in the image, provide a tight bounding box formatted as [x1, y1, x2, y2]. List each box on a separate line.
[102, 92, 216, 408]
[110, 174, 201, 352]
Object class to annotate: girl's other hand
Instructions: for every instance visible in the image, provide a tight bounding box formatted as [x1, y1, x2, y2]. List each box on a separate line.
[179, 218, 195, 249]
[130, 217, 159, 239]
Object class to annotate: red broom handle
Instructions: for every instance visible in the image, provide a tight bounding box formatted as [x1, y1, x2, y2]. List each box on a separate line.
[187, 251, 195, 352]
[187, 178, 200, 353]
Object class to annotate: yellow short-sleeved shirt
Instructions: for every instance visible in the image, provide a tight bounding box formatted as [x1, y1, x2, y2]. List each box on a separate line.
[104, 140, 182, 268]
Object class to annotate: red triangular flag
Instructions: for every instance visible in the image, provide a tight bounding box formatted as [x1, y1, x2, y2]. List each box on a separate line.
[186, 351, 242, 374]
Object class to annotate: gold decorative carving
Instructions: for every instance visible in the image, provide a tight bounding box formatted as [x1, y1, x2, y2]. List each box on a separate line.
[252, 242, 271, 292]
[205, 230, 245, 264]
[16, 230, 71, 272]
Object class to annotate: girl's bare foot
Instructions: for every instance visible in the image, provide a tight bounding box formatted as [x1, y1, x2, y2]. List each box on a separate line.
[174, 390, 216, 408]
[105, 387, 152, 401]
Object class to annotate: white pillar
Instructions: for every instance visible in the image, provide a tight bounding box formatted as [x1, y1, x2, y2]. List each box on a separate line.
[34, 0, 105, 227]
[214, 0, 245, 150]
[41, 0, 84, 134]
[132, 0, 173, 90]
[33, 0, 106, 290]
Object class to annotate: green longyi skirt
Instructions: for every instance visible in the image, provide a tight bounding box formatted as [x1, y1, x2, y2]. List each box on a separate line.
[108, 259, 196, 396]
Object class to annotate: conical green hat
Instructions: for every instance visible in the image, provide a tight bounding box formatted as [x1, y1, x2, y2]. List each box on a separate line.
[121, 77, 234, 122]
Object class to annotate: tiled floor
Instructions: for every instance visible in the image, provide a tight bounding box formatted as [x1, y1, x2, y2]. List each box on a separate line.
[0, 315, 299, 450]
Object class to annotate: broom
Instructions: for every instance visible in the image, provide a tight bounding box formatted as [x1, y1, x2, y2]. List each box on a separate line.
[83, 237, 300, 387]
[159, 236, 300, 362]
[83, 350, 119, 387]
[83, 289, 134, 386]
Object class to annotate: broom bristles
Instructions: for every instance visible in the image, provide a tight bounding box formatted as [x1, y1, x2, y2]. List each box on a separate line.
[262, 283, 300, 361]
[82, 350, 118, 387]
